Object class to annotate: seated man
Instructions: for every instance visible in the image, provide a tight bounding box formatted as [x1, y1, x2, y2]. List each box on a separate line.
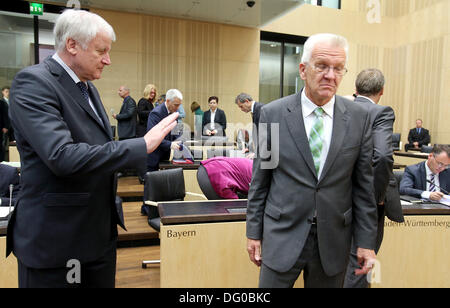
[399, 144, 450, 201]
[405, 119, 430, 151]
[0, 164, 20, 206]
[199, 157, 252, 199]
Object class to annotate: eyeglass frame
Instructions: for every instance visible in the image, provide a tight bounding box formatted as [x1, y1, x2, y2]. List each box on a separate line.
[306, 62, 348, 76]
[432, 153, 449, 170]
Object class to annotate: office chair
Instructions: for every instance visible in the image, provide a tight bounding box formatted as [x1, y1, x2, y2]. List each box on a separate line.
[393, 171, 404, 191]
[141, 168, 206, 268]
[206, 148, 230, 159]
[197, 164, 223, 200]
[392, 133, 401, 151]
[421, 145, 433, 153]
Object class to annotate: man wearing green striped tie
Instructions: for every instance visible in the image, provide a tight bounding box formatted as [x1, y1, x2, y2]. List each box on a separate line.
[247, 33, 378, 288]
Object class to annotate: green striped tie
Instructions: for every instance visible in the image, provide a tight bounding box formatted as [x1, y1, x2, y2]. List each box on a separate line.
[309, 107, 324, 175]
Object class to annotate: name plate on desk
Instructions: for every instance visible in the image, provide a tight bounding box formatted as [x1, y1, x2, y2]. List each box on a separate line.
[159, 199, 247, 225]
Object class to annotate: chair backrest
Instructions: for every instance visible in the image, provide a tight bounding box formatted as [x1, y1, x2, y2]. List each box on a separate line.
[207, 148, 230, 159]
[393, 171, 404, 189]
[197, 165, 223, 200]
[421, 145, 432, 153]
[392, 133, 401, 151]
[144, 168, 185, 202]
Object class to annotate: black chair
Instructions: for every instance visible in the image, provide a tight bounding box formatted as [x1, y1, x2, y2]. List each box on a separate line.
[421, 145, 433, 153]
[197, 165, 223, 200]
[206, 148, 230, 159]
[393, 171, 404, 191]
[111, 125, 116, 140]
[392, 133, 401, 151]
[141, 168, 206, 268]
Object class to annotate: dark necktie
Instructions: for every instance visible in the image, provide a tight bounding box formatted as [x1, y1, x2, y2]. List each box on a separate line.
[429, 174, 436, 192]
[77, 82, 102, 123]
[77, 82, 90, 104]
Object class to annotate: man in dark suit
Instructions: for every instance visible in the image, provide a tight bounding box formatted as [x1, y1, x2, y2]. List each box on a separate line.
[0, 87, 9, 161]
[6, 9, 178, 288]
[400, 144, 450, 200]
[235, 93, 262, 157]
[202, 96, 227, 136]
[113, 86, 137, 140]
[344, 68, 404, 288]
[0, 164, 20, 207]
[405, 119, 430, 151]
[246, 33, 377, 288]
[146, 89, 183, 172]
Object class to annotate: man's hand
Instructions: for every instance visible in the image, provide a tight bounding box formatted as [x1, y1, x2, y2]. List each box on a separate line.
[430, 191, 444, 201]
[355, 248, 376, 276]
[206, 129, 212, 136]
[144, 112, 179, 154]
[413, 142, 419, 148]
[247, 239, 262, 267]
[112, 114, 117, 119]
[2, 128, 7, 134]
[171, 141, 181, 151]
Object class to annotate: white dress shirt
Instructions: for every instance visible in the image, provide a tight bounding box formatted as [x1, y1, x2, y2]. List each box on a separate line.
[52, 53, 102, 122]
[421, 162, 441, 199]
[210, 109, 216, 130]
[301, 90, 335, 179]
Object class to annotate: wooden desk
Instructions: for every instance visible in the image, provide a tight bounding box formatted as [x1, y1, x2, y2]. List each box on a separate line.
[158, 200, 303, 288]
[394, 151, 429, 159]
[0, 221, 17, 288]
[373, 206, 450, 288]
[8, 145, 20, 162]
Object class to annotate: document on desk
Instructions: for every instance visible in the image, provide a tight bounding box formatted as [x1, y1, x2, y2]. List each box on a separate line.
[0, 207, 14, 219]
[439, 195, 450, 207]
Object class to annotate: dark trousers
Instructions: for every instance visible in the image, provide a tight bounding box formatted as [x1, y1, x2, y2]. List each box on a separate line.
[18, 241, 117, 288]
[259, 225, 345, 288]
[343, 205, 385, 288]
[0, 131, 4, 161]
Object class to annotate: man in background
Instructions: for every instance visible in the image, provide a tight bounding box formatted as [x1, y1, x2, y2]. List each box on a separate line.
[405, 119, 430, 151]
[235, 93, 262, 157]
[344, 68, 404, 288]
[7, 9, 178, 288]
[113, 86, 137, 140]
[146, 89, 183, 172]
[400, 144, 450, 201]
[0, 86, 10, 161]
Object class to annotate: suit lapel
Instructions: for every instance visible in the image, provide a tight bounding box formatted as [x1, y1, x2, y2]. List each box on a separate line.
[285, 92, 316, 177]
[319, 97, 350, 183]
[419, 162, 427, 191]
[88, 81, 113, 140]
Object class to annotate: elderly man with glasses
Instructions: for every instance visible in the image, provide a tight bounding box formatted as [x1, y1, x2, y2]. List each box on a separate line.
[400, 144, 450, 201]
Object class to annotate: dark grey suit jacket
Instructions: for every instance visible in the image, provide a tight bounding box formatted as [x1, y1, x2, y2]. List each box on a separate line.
[355, 96, 403, 223]
[116, 95, 137, 139]
[7, 57, 147, 268]
[246, 92, 378, 276]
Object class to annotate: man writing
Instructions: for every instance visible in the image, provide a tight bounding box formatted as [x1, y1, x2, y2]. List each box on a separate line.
[344, 68, 404, 288]
[400, 144, 450, 201]
[246, 33, 377, 288]
[7, 9, 178, 288]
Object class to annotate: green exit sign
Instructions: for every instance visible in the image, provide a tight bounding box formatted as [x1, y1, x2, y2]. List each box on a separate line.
[30, 3, 44, 15]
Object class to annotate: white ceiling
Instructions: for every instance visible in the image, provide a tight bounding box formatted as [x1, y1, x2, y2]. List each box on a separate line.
[44, 0, 304, 28]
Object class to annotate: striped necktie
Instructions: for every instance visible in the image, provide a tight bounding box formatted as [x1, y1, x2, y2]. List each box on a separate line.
[429, 174, 436, 192]
[309, 107, 325, 175]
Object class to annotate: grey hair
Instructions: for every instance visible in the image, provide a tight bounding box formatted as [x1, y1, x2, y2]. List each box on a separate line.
[166, 89, 183, 102]
[301, 33, 349, 64]
[355, 68, 385, 96]
[235, 93, 253, 104]
[54, 9, 116, 52]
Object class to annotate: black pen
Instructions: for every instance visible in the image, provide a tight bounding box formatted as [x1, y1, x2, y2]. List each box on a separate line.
[426, 179, 449, 195]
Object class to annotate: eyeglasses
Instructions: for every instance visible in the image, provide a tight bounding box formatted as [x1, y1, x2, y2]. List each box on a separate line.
[308, 63, 348, 76]
[433, 154, 449, 169]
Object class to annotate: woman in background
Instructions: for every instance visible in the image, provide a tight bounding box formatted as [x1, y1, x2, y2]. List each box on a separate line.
[136, 84, 156, 137]
[190, 101, 203, 138]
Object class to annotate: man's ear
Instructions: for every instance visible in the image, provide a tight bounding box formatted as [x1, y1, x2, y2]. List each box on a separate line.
[66, 38, 78, 56]
[299, 63, 307, 80]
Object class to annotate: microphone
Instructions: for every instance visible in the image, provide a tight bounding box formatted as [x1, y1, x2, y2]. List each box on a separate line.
[426, 179, 449, 195]
[8, 184, 13, 215]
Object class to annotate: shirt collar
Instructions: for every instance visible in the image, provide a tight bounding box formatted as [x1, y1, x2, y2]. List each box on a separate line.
[357, 95, 376, 105]
[52, 53, 84, 86]
[425, 161, 436, 177]
[251, 101, 255, 113]
[301, 89, 335, 119]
